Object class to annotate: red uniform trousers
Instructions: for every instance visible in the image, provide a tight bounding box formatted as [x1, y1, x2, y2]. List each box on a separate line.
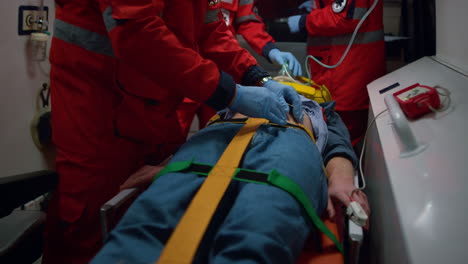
[42, 148, 146, 264]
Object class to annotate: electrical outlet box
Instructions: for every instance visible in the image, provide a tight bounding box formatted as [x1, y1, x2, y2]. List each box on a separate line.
[18, 5, 49, 35]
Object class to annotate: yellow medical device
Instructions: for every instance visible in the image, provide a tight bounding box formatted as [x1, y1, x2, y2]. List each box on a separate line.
[275, 76, 332, 104]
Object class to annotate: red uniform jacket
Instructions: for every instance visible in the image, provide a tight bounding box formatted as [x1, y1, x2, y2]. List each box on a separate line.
[304, 0, 386, 111]
[51, 0, 258, 162]
[220, 0, 277, 58]
[46, 1, 265, 263]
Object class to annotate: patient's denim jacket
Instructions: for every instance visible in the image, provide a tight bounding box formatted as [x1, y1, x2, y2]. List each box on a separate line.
[218, 99, 357, 169]
[320, 101, 358, 169]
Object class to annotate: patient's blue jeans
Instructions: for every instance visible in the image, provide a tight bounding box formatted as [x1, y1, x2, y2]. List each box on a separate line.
[91, 121, 328, 264]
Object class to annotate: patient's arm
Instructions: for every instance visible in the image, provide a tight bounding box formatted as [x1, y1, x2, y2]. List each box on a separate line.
[233, 111, 368, 215]
[326, 157, 370, 223]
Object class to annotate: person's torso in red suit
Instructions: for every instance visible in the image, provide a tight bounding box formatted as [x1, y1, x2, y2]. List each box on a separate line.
[44, 0, 256, 263]
[176, 0, 270, 136]
[305, 0, 386, 112]
[220, 0, 274, 54]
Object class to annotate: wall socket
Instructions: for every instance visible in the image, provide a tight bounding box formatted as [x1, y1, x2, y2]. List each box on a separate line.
[18, 5, 49, 35]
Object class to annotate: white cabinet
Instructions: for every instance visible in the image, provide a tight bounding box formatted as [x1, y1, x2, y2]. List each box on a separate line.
[364, 56, 468, 263]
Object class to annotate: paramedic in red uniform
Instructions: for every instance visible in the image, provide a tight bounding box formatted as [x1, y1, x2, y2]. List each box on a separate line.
[288, 0, 386, 145]
[221, 0, 303, 76]
[42, 1, 304, 263]
[178, 0, 304, 137]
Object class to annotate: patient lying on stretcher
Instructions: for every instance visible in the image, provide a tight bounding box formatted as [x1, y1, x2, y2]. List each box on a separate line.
[92, 98, 370, 264]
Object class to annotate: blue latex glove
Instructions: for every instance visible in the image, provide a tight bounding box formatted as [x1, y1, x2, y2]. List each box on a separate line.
[298, 1, 315, 12]
[287, 15, 302, 34]
[263, 80, 304, 123]
[229, 84, 287, 125]
[268, 49, 303, 77]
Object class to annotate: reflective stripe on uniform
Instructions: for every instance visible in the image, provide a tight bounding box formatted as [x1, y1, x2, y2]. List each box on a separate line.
[307, 29, 383, 47]
[235, 14, 259, 24]
[353, 7, 368, 19]
[205, 10, 220, 23]
[103, 6, 163, 31]
[54, 19, 114, 57]
[239, 0, 254, 5]
[102, 6, 119, 32]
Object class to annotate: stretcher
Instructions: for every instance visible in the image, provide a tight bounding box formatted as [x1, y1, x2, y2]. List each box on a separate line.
[100, 77, 363, 263]
[100, 121, 364, 264]
[100, 178, 363, 264]
[0, 171, 58, 263]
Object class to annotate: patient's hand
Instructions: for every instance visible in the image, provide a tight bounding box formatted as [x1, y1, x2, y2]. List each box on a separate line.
[120, 156, 172, 191]
[327, 181, 370, 227]
[325, 157, 370, 228]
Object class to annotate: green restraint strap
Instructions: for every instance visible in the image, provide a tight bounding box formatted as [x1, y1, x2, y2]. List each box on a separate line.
[153, 160, 344, 255]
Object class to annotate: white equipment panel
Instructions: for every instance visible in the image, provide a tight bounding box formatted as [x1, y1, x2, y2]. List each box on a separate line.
[364, 56, 468, 264]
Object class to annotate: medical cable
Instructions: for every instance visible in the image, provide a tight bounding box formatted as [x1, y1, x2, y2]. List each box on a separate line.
[279, 0, 380, 83]
[357, 108, 387, 191]
[427, 86, 452, 113]
[280, 63, 315, 86]
[305, 0, 380, 80]
[278, 63, 303, 84]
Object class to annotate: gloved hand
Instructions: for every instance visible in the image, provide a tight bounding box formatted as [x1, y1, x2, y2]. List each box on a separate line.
[287, 15, 302, 34]
[268, 48, 303, 77]
[263, 80, 304, 123]
[298, 1, 316, 12]
[229, 84, 288, 125]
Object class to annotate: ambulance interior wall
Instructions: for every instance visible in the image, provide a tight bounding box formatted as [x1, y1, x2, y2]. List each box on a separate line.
[435, 0, 468, 74]
[0, 0, 55, 178]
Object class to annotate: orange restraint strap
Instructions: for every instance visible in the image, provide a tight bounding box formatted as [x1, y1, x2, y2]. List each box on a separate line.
[156, 118, 267, 264]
